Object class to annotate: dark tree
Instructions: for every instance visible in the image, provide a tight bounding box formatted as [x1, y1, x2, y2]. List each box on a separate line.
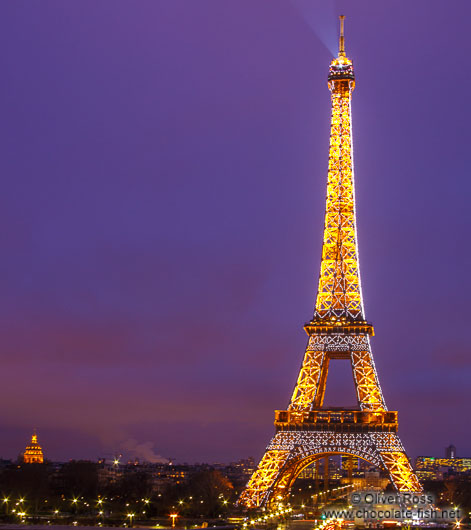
[57, 461, 98, 500]
[113, 471, 153, 502]
[0, 463, 51, 515]
[186, 470, 234, 517]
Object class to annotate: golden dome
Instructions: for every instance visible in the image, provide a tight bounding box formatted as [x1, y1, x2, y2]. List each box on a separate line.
[23, 430, 44, 464]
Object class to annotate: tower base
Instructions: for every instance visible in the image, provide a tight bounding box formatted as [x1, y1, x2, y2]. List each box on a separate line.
[238, 429, 421, 509]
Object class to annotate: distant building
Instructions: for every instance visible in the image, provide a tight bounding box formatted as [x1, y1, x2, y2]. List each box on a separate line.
[446, 444, 456, 459]
[23, 430, 44, 464]
[341, 455, 359, 470]
[415, 450, 471, 480]
[341, 471, 389, 490]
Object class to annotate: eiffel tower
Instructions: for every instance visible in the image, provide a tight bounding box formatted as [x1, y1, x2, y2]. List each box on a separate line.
[238, 16, 422, 509]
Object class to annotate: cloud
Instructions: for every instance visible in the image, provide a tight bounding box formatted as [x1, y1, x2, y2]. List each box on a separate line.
[121, 438, 168, 463]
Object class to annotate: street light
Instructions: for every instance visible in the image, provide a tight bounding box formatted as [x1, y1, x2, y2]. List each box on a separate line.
[170, 514, 178, 527]
[127, 513, 135, 527]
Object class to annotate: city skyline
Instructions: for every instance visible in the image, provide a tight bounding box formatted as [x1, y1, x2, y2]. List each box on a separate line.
[0, 1, 470, 464]
[7, 430, 469, 468]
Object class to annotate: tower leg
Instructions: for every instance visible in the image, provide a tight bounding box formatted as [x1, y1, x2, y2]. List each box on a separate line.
[370, 432, 423, 492]
[237, 448, 290, 508]
[351, 345, 386, 411]
[380, 450, 422, 492]
[290, 348, 325, 410]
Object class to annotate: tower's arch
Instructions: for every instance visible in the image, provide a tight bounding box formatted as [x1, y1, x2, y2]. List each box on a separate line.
[268, 439, 381, 505]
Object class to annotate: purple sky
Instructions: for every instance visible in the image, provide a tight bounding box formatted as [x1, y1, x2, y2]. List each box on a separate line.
[0, 1, 470, 464]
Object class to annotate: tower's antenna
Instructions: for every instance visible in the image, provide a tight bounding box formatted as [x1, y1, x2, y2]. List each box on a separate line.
[339, 15, 346, 57]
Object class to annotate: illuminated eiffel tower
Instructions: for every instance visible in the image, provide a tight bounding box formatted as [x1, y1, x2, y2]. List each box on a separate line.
[238, 16, 422, 509]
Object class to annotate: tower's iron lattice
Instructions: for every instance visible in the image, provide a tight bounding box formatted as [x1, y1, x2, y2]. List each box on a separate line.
[238, 16, 422, 509]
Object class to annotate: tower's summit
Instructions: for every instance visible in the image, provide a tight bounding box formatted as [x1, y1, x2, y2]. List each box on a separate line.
[339, 15, 346, 56]
[328, 15, 354, 82]
[23, 430, 44, 464]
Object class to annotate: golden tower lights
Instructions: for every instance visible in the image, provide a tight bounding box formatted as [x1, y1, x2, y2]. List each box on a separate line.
[238, 16, 422, 509]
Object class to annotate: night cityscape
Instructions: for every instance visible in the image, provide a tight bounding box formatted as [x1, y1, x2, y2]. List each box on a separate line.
[0, 1, 470, 530]
[0, 434, 470, 527]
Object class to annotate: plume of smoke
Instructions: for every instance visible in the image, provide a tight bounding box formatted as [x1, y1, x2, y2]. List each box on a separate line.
[290, 0, 338, 57]
[121, 439, 169, 464]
